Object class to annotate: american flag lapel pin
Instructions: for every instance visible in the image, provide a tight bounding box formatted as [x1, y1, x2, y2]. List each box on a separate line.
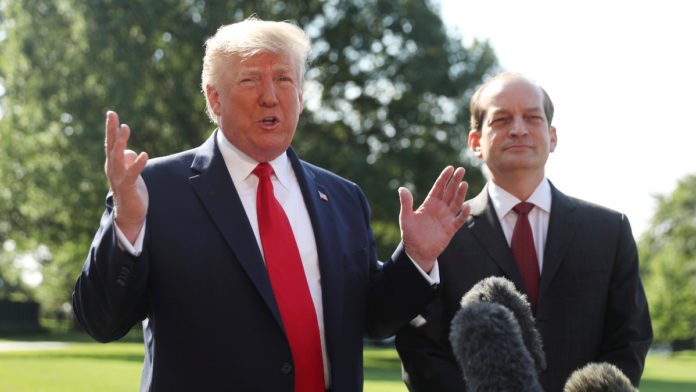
[318, 190, 329, 201]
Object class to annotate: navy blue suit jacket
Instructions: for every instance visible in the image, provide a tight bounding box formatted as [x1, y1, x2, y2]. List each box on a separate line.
[73, 131, 437, 391]
[396, 184, 652, 392]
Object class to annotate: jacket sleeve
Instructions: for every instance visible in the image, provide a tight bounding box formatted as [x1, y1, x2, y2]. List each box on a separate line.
[72, 193, 149, 342]
[598, 215, 653, 386]
[394, 291, 467, 392]
[358, 185, 440, 339]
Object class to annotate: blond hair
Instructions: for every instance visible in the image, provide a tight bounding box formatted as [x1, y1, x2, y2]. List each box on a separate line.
[201, 17, 311, 123]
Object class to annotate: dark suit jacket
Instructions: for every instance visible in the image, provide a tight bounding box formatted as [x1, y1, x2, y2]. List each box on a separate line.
[396, 183, 652, 392]
[73, 131, 438, 392]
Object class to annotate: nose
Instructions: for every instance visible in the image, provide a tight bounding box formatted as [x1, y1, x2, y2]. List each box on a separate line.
[258, 78, 278, 107]
[509, 116, 528, 136]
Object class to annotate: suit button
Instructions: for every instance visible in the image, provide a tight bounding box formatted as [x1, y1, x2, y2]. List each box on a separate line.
[281, 362, 293, 375]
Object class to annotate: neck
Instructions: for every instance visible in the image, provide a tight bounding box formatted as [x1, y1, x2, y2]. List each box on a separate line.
[489, 170, 545, 201]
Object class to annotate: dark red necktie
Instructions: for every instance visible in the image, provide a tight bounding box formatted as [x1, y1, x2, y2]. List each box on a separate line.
[253, 163, 325, 392]
[511, 202, 540, 313]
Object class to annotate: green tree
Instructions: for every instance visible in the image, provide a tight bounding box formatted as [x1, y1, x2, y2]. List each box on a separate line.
[0, 0, 496, 318]
[639, 173, 696, 348]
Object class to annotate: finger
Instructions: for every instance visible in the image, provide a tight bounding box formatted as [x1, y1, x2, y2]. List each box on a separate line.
[452, 166, 466, 184]
[123, 149, 138, 167]
[398, 187, 414, 221]
[450, 180, 469, 212]
[425, 166, 454, 200]
[125, 151, 149, 182]
[452, 203, 472, 230]
[110, 123, 131, 172]
[441, 167, 466, 205]
[104, 111, 119, 158]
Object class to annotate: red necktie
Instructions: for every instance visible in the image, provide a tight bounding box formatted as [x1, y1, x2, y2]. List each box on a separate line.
[511, 202, 540, 313]
[253, 163, 325, 392]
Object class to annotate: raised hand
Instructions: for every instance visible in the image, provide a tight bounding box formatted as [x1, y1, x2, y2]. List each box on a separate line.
[104, 111, 149, 244]
[398, 166, 470, 272]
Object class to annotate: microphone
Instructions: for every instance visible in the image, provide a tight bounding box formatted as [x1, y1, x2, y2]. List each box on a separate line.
[564, 362, 637, 392]
[451, 277, 634, 392]
[449, 301, 543, 392]
[459, 276, 546, 372]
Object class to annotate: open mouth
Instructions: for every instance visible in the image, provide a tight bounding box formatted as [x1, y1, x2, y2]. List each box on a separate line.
[260, 116, 279, 126]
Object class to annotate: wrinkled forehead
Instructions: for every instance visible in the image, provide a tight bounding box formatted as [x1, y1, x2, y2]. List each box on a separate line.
[240, 51, 296, 67]
[226, 50, 302, 77]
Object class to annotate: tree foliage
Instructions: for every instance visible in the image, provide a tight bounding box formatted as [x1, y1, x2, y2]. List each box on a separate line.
[0, 0, 496, 315]
[639, 173, 696, 347]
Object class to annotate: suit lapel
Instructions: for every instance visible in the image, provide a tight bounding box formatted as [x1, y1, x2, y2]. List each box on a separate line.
[538, 183, 579, 300]
[188, 132, 283, 327]
[288, 149, 344, 363]
[468, 185, 527, 291]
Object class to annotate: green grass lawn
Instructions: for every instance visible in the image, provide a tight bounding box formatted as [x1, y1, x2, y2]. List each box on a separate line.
[363, 346, 408, 392]
[0, 342, 143, 392]
[1, 337, 694, 391]
[641, 351, 696, 392]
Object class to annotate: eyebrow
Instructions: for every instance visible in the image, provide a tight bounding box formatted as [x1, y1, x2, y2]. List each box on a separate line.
[524, 107, 544, 113]
[486, 107, 544, 125]
[488, 108, 511, 118]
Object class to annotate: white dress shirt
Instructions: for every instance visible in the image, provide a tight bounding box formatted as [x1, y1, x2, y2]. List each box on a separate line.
[487, 179, 552, 272]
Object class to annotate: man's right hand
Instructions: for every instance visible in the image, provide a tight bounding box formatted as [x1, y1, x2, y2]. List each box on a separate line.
[104, 111, 149, 244]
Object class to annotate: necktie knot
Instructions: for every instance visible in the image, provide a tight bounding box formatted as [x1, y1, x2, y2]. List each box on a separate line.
[513, 202, 535, 216]
[253, 163, 273, 180]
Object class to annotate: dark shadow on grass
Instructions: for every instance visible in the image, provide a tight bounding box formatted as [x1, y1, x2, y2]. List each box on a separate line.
[364, 367, 403, 383]
[0, 350, 145, 363]
[640, 379, 696, 392]
[364, 345, 404, 383]
[2, 332, 93, 343]
[365, 356, 402, 370]
[2, 326, 143, 343]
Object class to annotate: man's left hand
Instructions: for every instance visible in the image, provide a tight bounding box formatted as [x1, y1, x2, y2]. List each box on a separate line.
[398, 166, 470, 272]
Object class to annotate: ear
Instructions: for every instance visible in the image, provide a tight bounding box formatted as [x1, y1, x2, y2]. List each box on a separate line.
[205, 85, 221, 116]
[298, 90, 304, 114]
[468, 129, 483, 158]
[549, 126, 558, 153]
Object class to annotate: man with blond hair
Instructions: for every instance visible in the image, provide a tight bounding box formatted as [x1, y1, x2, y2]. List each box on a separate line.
[73, 17, 470, 392]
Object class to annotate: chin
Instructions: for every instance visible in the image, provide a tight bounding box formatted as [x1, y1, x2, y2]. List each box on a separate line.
[256, 144, 292, 162]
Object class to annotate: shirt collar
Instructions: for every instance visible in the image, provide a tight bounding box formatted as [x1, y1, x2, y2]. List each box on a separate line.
[216, 129, 291, 190]
[488, 178, 552, 220]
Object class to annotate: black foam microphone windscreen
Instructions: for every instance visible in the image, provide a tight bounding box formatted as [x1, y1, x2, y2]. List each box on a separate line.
[449, 302, 543, 392]
[564, 362, 637, 392]
[459, 276, 546, 372]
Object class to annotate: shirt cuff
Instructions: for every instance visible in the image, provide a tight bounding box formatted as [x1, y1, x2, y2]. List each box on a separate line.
[114, 219, 146, 256]
[406, 252, 440, 286]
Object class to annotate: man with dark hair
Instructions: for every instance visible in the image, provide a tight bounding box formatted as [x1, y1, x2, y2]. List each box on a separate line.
[396, 72, 652, 392]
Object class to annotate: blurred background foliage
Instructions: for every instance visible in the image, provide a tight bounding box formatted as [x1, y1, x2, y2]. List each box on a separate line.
[638, 174, 696, 349]
[0, 0, 495, 317]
